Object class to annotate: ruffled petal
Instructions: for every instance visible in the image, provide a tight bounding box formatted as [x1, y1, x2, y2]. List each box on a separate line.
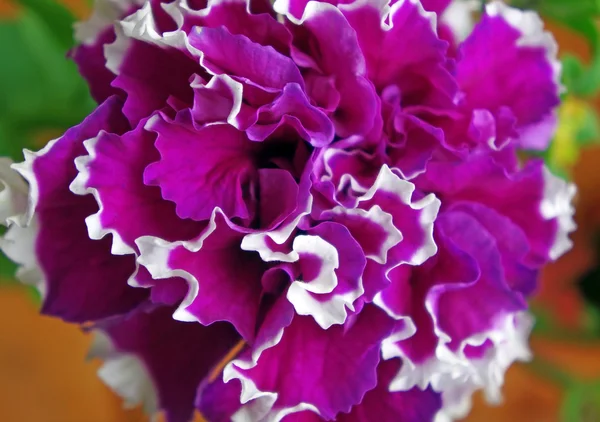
[137, 211, 266, 342]
[70, 118, 203, 255]
[91, 305, 241, 422]
[144, 116, 261, 222]
[226, 299, 394, 420]
[343, 0, 456, 110]
[13, 97, 147, 322]
[456, 2, 561, 150]
[290, 2, 379, 137]
[286, 221, 366, 328]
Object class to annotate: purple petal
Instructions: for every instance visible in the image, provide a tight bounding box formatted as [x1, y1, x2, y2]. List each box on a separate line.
[71, 118, 203, 254]
[434, 211, 526, 350]
[229, 302, 394, 419]
[337, 359, 442, 422]
[15, 97, 147, 323]
[190, 26, 304, 90]
[344, 0, 456, 110]
[415, 156, 573, 265]
[183, 0, 292, 53]
[92, 305, 240, 422]
[286, 221, 367, 328]
[456, 3, 560, 150]
[137, 212, 267, 342]
[144, 117, 260, 222]
[292, 2, 379, 136]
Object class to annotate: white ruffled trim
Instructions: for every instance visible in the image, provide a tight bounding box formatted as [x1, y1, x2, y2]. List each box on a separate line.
[4, 144, 62, 295]
[0, 158, 28, 226]
[105, 0, 194, 76]
[326, 204, 403, 265]
[382, 310, 534, 422]
[334, 165, 440, 267]
[223, 315, 321, 422]
[286, 234, 365, 329]
[134, 207, 227, 322]
[70, 134, 137, 256]
[486, 1, 563, 95]
[540, 166, 577, 261]
[88, 331, 159, 417]
[74, 0, 144, 46]
[440, 0, 478, 44]
[0, 219, 45, 297]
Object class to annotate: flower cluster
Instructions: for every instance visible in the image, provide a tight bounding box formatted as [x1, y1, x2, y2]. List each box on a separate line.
[0, 0, 576, 421]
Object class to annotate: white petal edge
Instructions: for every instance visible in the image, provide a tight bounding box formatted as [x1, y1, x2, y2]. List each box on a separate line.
[331, 165, 440, 266]
[105, 1, 194, 76]
[440, 0, 479, 44]
[486, 1, 564, 95]
[382, 310, 534, 422]
[325, 205, 403, 265]
[223, 315, 321, 422]
[540, 166, 577, 260]
[74, 0, 144, 46]
[70, 134, 136, 256]
[286, 234, 365, 329]
[0, 219, 45, 297]
[88, 331, 159, 417]
[0, 157, 28, 226]
[134, 207, 228, 321]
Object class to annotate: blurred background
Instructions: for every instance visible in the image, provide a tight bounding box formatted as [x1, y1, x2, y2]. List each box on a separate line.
[1, 0, 600, 421]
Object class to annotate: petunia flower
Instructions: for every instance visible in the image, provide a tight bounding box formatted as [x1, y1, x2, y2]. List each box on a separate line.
[0, 1, 575, 421]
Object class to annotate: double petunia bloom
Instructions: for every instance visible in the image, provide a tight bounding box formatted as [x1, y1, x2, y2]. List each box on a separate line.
[0, 0, 576, 421]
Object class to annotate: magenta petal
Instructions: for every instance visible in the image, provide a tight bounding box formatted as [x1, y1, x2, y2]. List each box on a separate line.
[456, 3, 560, 150]
[249, 83, 334, 146]
[23, 97, 147, 322]
[294, 2, 379, 136]
[139, 213, 267, 342]
[416, 156, 561, 265]
[337, 359, 442, 422]
[144, 116, 259, 222]
[73, 118, 203, 254]
[94, 305, 240, 422]
[191, 26, 304, 90]
[188, 0, 292, 53]
[435, 211, 526, 350]
[111, 38, 199, 126]
[71, 27, 121, 103]
[196, 377, 244, 422]
[232, 303, 394, 420]
[378, 226, 479, 365]
[451, 201, 538, 296]
[344, 0, 456, 110]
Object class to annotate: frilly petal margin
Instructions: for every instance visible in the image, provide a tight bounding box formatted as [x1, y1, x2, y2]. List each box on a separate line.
[10, 97, 148, 323]
[0, 158, 28, 226]
[135, 209, 267, 342]
[541, 166, 577, 260]
[69, 116, 203, 256]
[89, 305, 241, 422]
[199, 359, 443, 422]
[0, 158, 43, 293]
[456, 1, 562, 151]
[224, 298, 395, 420]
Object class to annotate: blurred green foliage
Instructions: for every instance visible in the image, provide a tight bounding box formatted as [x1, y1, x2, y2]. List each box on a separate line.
[0, 0, 95, 280]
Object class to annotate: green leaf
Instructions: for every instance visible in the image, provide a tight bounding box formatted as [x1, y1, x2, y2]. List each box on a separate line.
[0, 9, 95, 160]
[14, 0, 76, 50]
[561, 381, 600, 422]
[562, 53, 600, 97]
[576, 104, 600, 146]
